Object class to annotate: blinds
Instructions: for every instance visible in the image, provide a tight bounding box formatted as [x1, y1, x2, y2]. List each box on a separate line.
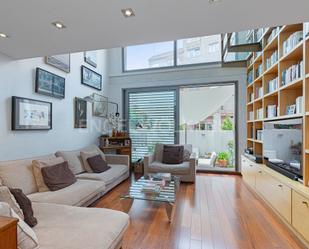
[128, 90, 176, 162]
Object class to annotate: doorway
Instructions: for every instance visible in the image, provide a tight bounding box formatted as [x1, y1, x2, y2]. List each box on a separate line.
[179, 84, 236, 172]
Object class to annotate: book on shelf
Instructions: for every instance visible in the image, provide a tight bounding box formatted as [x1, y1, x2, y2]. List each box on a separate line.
[282, 31, 303, 56]
[305, 22, 309, 37]
[267, 105, 277, 118]
[255, 64, 263, 78]
[267, 27, 281, 44]
[248, 69, 254, 84]
[256, 108, 263, 120]
[281, 60, 303, 86]
[296, 96, 303, 114]
[267, 77, 278, 93]
[249, 111, 254, 121]
[249, 93, 254, 102]
[256, 130, 263, 141]
[266, 50, 278, 70]
[255, 87, 263, 99]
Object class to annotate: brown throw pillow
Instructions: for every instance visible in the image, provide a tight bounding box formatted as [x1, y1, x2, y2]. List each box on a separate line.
[162, 145, 184, 164]
[41, 161, 77, 191]
[87, 155, 111, 173]
[9, 188, 37, 228]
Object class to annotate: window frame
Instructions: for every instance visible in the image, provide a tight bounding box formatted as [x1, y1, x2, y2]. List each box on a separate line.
[122, 37, 222, 73]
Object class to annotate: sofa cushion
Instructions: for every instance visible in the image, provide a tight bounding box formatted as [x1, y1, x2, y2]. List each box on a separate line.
[76, 164, 128, 186]
[55, 145, 104, 174]
[32, 157, 65, 192]
[148, 161, 190, 175]
[9, 188, 37, 227]
[0, 155, 57, 195]
[80, 147, 106, 173]
[41, 161, 77, 191]
[87, 155, 110, 173]
[0, 186, 24, 219]
[27, 179, 105, 207]
[32, 202, 129, 249]
[162, 145, 184, 164]
[155, 144, 192, 162]
[0, 202, 39, 249]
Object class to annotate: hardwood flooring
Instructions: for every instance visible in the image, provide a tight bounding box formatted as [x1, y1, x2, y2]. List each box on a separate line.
[95, 174, 306, 249]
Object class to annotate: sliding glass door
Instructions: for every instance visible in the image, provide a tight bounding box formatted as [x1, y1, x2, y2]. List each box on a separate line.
[126, 89, 177, 162]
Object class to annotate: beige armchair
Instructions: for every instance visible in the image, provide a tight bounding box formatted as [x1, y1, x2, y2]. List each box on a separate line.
[144, 144, 197, 183]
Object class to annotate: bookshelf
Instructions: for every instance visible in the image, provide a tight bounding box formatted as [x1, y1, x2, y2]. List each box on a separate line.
[246, 23, 309, 186]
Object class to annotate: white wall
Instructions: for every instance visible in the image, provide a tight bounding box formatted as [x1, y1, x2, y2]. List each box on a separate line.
[0, 51, 109, 161]
[107, 47, 247, 169]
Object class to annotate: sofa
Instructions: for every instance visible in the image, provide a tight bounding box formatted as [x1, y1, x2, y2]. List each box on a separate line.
[0, 144, 130, 249]
[144, 144, 197, 182]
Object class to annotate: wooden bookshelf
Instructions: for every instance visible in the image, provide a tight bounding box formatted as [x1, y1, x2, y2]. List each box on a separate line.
[246, 23, 308, 186]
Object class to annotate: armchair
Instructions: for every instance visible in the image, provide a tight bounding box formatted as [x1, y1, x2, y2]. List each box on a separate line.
[144, 144, 197, 183]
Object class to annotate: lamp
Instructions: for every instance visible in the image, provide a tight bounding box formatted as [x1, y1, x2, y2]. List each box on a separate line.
[83, 94, 120, 117]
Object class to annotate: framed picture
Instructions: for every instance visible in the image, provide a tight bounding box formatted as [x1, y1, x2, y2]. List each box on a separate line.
[81, 66, 102, 91]
[74, 97, 87, 128]
[92, 93, 108, 118]
[35, 68, 65, 99]
[84, 51, 97, 68]
[46, 54, 70, 73]
[286, 104, 296, 115]
[12, 96, 52, 130]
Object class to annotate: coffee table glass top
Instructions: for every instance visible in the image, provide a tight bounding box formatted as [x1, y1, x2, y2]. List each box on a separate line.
[121, 175, 179, 203]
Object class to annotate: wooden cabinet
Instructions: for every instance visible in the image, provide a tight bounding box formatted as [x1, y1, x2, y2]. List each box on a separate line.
[0, 216, 18, 249]
[292, 191, 309, 241]
[241, 156, 258, 188]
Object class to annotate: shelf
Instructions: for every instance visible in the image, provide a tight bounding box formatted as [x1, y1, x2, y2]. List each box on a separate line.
[280, 41, 303, 62]
[264, 90, 278, 98]
[247, 82, 254, 88]
[264, 35, 279, 51]
[254, 140, 263, 144]
[305, 112, 309, 116]
[306, 150, 309, 154]
[254, 75, 263, 83]
[247, 101, 254, 106]
[264, 61, 278, 75]
[306, 73, 309, 79]
[253, 53, 263, 64]
[254, 96, 263, 102]
[280, 78, 303, 91]
[263, 113, 303, 122]
[255, 119, 264, 122]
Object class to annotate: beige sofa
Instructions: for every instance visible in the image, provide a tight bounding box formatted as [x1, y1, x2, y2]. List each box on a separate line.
[144, 144, 197, 182]
[0, 145, 130, 249]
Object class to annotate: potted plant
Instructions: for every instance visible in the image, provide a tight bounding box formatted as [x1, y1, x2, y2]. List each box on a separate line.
[217, 152, 229, 167]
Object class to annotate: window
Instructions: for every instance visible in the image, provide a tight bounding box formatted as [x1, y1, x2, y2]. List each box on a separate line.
[176, 35, 221, 65]
[128, 90, 176, 161]
[124, 41, 174, 71]
[124, 35, 222, 71]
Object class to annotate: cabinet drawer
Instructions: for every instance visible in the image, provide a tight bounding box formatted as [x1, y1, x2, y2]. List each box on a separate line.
[241, 156, 258, 188]
[256, 170, 291, 223]
[292, 191, 309, 241]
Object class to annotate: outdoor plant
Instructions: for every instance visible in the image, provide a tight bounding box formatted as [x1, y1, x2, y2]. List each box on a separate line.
[222, 117, 233, 130]
[217, 151, 229, 167]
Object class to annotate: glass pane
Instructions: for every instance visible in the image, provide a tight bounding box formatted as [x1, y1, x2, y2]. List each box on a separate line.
[176, 35, 221, 65]
[224, 50, 250, 62]
[124, 41, 174, 71]
[128, 90, 176, 162]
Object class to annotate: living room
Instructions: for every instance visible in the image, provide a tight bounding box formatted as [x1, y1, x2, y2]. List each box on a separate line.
[1, 1, 309, 249]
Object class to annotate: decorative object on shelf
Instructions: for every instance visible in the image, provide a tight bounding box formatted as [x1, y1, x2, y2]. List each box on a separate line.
[81, 66, 102, 91]
[267, 105, 277, 118]
[84, 51, 97, 68]
[286, 104, 296, 115]
[296, 96, 303, 114]
[12, 96, 52, 130]
[45, 54, 70, 73]
[74, 97, 87, 128]
[35, 68, 65, 99]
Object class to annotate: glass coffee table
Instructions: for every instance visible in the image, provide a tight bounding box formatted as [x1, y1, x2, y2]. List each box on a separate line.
[121, 174, 180, 222]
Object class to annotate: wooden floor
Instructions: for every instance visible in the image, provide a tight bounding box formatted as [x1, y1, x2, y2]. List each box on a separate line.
[95, 174, 306, 249]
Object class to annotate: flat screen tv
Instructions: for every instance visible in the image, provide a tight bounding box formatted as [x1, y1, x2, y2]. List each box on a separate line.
[263, 118, 303, 181]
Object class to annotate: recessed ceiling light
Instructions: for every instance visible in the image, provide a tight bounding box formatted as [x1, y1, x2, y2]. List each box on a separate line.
[209, 0, 222, 3]
[52, 21, 66, 29]
[0, 33, 9, 38]
[121, 8, 135, 18]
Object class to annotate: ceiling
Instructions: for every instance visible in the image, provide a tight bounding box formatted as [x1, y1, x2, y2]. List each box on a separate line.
[0, 0, 309, 59]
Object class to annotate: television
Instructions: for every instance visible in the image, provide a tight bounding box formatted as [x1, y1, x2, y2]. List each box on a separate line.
[263, 118, 303, 181]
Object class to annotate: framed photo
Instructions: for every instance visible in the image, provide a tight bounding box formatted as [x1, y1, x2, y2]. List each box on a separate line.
[84, 51, 97, 68]
[81, 66, 102, 91]
[286, 104, 296, 115]
[46, 54, 70, 73]
[92, 93, 108, 118]
[74, 97, 87, 128]
[124, 139, 131, 146]
[12, 96, 52, 130]
[35, 68, 65, 99]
